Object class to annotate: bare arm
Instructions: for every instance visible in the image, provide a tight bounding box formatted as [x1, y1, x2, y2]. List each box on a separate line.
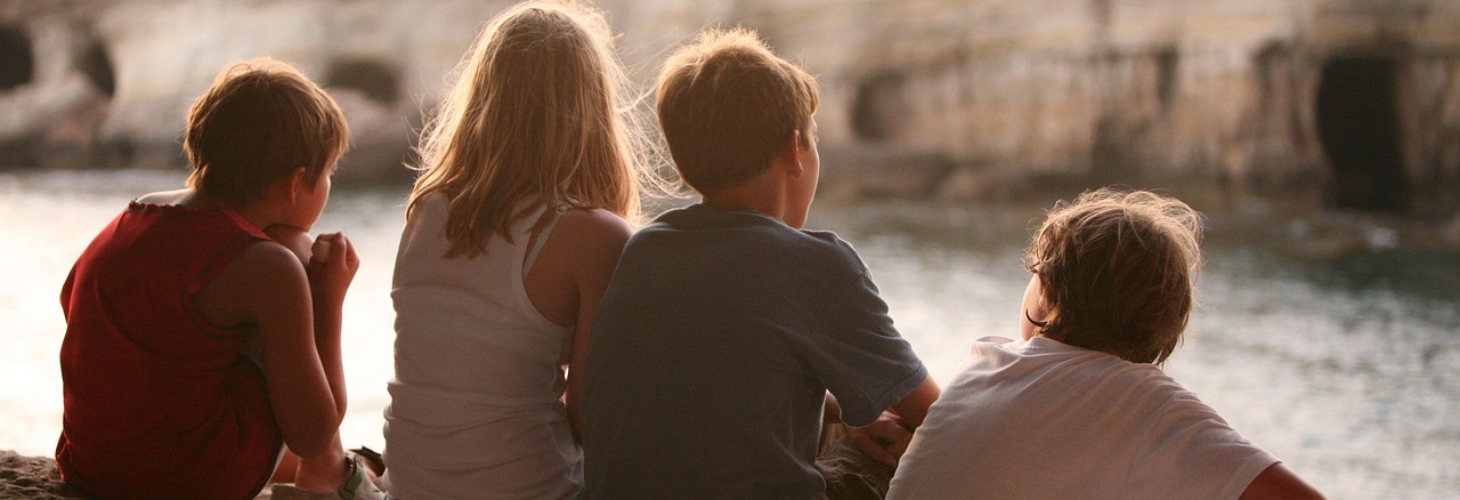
[228, 242, 342, 457]
[306, 232, 358, 417]
[887, 374, 940, 428]
[521, 208, 633, 444]
[1239, 463, 1325, 500]
[563, 210, 633, 444]
[264, 224, 313, 262]
[265, 225, 358, 417]
[844, 375, 941, 465]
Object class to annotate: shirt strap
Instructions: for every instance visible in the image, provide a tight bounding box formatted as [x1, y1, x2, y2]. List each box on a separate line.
[524, 203, 571, 276]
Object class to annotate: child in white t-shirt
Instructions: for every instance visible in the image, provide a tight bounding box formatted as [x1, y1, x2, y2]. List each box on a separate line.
[887, 188, 1324, 500]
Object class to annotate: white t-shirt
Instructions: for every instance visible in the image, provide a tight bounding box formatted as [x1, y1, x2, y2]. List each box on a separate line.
[887, 336, 1278, 500]
[382, 195, 578, 500]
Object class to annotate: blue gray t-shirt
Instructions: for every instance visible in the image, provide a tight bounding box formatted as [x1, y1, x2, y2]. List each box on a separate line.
[582, 203, 928, 500]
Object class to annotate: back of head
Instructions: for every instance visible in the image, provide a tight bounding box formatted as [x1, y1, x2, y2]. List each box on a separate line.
[409, 0, 654, 258]
[655, 28, 819, 196]
[185, 58, 348, 204]
[1024, 188, 1204, 364]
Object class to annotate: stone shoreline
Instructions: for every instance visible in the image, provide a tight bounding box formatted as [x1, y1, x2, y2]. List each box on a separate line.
[0, 451, 82, 500]
[0, 451, 282, 500]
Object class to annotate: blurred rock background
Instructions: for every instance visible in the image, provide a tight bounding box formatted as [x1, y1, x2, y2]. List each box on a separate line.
[2, 0, 1458, 218]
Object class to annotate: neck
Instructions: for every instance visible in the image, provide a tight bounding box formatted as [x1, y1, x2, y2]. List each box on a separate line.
[180, 189, 283, 231]
[702, 173, 789, 223]
[231, 201, 285, 232]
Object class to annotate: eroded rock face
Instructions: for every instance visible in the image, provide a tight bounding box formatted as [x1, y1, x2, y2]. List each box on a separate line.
[1, 0, 1458, 213]
[786, 0, 1460, 213]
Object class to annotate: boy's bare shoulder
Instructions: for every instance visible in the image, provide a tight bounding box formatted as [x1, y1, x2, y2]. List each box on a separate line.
[133, 189, 191, 206]
[194, 238, 307, 327]
[225, 239, 308, 285]
[263, 225, 313, 262]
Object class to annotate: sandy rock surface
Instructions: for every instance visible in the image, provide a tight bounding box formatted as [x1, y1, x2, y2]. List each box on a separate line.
[0, 451, 85, 500]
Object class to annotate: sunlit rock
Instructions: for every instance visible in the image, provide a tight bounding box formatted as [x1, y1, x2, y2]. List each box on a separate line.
[0, 0, 1456, 216]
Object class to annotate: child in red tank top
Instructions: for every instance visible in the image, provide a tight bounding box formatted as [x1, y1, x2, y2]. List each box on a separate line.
[57, 58, 382, 500]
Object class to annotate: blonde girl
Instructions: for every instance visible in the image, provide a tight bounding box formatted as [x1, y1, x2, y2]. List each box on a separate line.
[380, 1, 660, 498]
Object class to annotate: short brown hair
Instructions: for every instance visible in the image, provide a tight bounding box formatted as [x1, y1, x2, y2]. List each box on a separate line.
[1024, 188, 1204, 364]
[655, 28, 819, 195]
[185, 58, 349, 204]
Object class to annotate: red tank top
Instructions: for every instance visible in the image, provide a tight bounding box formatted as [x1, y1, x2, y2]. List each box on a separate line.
[57, 202, 282, 500]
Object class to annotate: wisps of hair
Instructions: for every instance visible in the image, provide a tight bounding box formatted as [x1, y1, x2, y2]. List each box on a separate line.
[1023, 188, 1204, 365]
[406, 0, 670, 258]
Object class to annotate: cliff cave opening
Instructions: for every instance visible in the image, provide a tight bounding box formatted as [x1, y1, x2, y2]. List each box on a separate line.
[1316, 56, 1408, 212]
[851, 72, 905, 142]
[0, 24, 35, 90]
[79, 39, 116, 97]
[1155, 47, 1179, 112]
[326, 58, 399, 104]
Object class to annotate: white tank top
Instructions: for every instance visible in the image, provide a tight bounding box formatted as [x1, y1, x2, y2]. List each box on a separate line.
[382, 194, 578, 500]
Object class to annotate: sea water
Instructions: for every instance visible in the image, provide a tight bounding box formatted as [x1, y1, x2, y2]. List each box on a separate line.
[2, 170, 1457, 498]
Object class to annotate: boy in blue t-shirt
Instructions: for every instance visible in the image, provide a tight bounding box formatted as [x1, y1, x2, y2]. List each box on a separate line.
[581, 28, 940, 500]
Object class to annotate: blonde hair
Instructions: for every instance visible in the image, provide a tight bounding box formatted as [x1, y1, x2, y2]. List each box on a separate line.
[185, 58, 348, 204]
[407, 0, 658, 258]
[1023, 188, 1204, 365]
[655, 28, 819, 196]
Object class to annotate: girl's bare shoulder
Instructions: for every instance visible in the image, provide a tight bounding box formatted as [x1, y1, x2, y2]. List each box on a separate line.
[559, 208, 632, 248]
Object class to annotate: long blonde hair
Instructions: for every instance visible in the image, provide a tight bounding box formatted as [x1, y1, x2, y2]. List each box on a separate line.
[407, 0, 658, 258]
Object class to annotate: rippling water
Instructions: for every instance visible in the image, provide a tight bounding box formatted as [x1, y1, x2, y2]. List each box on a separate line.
[2, 170, 1457, 498]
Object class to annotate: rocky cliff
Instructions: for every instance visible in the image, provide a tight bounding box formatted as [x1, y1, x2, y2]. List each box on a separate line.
[2, 0, 1458, 214]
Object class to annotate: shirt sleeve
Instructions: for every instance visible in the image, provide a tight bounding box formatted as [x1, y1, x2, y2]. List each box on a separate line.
[798, 267, 928, 427]
[1134, 390, 1282, 499]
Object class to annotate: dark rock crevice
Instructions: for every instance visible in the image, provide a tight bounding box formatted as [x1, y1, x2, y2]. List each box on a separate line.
[326, 57, 399, 105]
[76, 36, 115, 97]
[850, 71, 907, 143]
[0, 24, 35, 91]
[1317, 55, 1409, 212]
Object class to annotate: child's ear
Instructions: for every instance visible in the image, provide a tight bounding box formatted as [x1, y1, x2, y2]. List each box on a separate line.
[283, 166, 308, 205]
[780, 131, 804, 178]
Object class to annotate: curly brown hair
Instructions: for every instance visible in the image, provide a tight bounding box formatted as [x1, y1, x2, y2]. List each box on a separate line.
[1023, 188, 1204, 364]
